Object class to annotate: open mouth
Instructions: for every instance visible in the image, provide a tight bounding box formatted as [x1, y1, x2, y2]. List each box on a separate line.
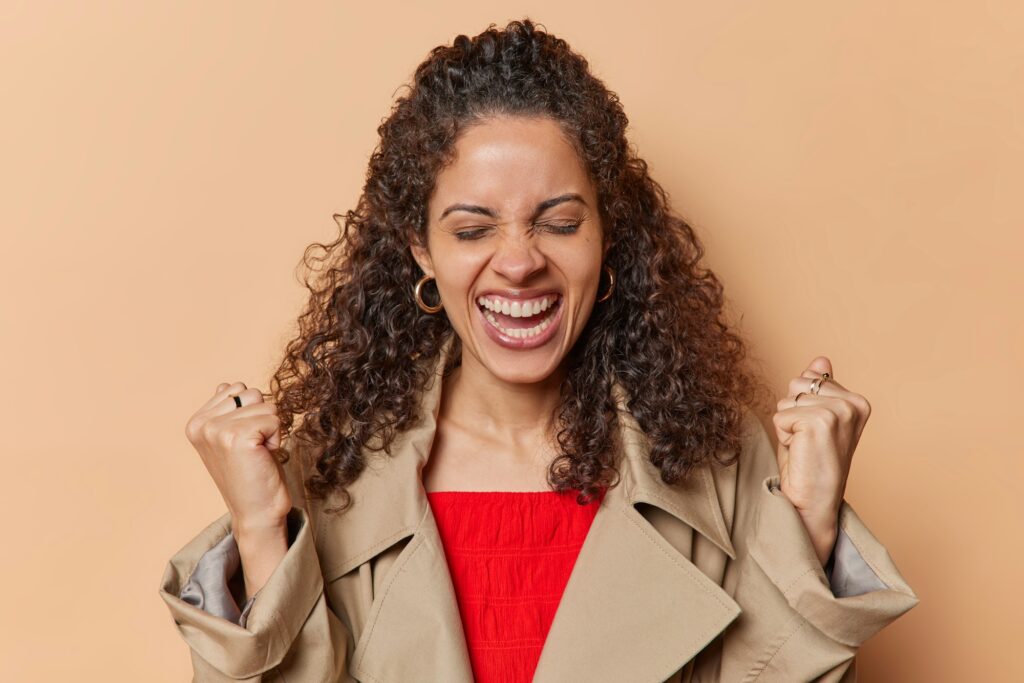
[476, 293, 563, 340]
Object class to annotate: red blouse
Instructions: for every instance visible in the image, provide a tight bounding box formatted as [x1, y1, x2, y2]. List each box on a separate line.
[426, 488, 605, 683]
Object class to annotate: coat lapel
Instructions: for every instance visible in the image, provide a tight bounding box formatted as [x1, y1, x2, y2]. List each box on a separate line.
[315, 336, 474, 682]
[531, 385, 742, 683]
[315, 336, 743, 683]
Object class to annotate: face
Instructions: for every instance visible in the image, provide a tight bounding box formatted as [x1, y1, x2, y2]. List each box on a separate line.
[410, 115, 608, 384]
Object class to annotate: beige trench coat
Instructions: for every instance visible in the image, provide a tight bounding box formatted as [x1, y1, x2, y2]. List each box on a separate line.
[159, 337, 919, 682]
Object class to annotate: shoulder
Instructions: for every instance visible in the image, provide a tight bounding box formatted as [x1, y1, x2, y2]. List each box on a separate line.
[708, 407, 778, 492]
[737, 407, 779, 485]
[275, 431, 323, 514]
[706, 407, 782, 543]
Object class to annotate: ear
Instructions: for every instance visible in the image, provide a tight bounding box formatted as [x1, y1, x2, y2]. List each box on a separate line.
[409, 240, 434, 278]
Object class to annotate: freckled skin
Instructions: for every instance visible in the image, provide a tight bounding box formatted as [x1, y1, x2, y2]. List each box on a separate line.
[410, 114, 610, 492]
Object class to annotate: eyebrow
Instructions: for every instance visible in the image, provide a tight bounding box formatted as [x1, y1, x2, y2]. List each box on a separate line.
[438, 193, 588, 222]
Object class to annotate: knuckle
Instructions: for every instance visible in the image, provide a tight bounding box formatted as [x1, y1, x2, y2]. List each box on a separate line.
[184, 418, 199, 443]
[852, 393, 871, 416]
[216, 429, 234, 450]
[197, 419, 216, 442]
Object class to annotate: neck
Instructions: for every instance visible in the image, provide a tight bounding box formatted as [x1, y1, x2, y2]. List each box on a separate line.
[442, 351, 567, 448]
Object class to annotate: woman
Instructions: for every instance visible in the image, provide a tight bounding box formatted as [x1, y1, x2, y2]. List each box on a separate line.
[159, 19, 919, 682]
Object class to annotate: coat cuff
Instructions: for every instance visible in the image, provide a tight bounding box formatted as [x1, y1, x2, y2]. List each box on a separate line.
[177, 528, 260, 628]
[826, 525, 889, 598]
[158, 505, 324, 678]
[749, 475, 920, 648]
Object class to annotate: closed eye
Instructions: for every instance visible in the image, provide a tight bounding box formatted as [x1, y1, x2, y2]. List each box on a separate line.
[454, 220, 583, 241]
[454, 227, 491, 241]
[537, 221, 582, 234]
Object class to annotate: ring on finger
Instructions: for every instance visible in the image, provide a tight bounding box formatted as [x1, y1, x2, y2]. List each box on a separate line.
[810, 372, 832, 395]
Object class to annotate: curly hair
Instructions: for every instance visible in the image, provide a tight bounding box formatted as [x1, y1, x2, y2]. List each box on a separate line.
[267, 18, 774, 514]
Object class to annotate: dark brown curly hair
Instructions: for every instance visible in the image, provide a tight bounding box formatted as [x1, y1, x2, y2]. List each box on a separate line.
[267, 18, 774, 514]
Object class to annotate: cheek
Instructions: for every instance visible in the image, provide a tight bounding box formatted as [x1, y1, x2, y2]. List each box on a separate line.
[567, 258, 604, 297]
[433, 254, 485, 307]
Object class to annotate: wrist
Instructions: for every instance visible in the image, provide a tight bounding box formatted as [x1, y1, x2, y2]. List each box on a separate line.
[796, 507, 839, 567]
[233, 513, 289, 541]
[812, 528, 838, 567]
[232, 519, 289, 601]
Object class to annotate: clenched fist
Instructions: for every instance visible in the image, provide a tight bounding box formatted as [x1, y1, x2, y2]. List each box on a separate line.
[772, 357, 872, 567]
[184, 382, 293, 535]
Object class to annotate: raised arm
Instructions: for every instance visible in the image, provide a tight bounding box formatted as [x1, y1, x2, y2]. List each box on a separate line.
[157, 382, 354, 681]
[717, 409, 919, 681]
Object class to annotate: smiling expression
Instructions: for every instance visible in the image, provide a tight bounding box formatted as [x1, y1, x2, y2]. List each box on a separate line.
[410, 115, 608, 383]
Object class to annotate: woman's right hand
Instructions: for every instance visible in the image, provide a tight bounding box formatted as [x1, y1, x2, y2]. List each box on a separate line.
[184, 382, 293, 535]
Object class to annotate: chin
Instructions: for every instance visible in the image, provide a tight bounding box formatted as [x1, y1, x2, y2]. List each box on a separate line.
[486, 360, 563, 385]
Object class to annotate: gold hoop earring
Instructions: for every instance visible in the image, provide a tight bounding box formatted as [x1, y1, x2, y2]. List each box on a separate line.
[414, 274, 443, 314]
[596, 265, 615, 303]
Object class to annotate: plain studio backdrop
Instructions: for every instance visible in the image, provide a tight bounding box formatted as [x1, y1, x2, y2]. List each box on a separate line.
[1, 2, 1021, 681]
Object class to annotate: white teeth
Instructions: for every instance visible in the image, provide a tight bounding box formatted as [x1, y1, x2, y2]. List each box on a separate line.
[476, 294, 559, 317]
[481, 298, 558, 339]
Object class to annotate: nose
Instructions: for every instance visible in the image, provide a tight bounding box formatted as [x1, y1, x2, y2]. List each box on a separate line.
[489, 232, 547, 283]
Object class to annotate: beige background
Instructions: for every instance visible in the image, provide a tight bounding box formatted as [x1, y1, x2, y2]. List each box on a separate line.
[2, 2, 1020, 681]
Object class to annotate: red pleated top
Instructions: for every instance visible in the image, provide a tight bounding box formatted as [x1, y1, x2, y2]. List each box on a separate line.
[426, 488, 605, 683]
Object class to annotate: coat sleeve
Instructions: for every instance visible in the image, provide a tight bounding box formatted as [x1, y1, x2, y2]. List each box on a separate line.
[157, 442, 353, 682]
[823, 517, 889, 599]
[176, 528, 257, 627]
[718, 410, 920, 682]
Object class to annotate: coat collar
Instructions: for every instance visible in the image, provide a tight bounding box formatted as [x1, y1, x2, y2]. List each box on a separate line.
[313, 335, 741, 682]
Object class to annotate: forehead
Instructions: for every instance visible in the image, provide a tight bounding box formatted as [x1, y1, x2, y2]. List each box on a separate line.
[429, 116, 593, 218]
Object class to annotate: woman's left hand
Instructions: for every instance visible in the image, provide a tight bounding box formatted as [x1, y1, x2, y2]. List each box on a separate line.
[773, 356, 872, 567]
